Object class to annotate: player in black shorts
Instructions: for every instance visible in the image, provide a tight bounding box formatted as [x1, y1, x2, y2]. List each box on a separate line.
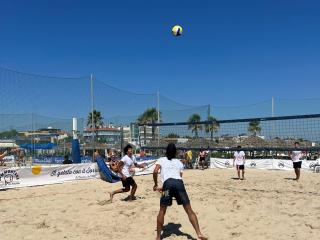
[290, 142, 305, 181]
[153, 143, 207, 240]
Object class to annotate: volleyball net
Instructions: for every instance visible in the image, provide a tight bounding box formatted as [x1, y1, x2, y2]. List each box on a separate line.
[139, 114, 320, 159]
[1, 66, 320, 162]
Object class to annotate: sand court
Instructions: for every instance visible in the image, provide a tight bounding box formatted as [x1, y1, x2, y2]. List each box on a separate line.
[1, 169, 320, 240]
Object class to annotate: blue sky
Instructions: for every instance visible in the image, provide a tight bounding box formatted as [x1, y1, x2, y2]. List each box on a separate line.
[1, 0, 320, 114]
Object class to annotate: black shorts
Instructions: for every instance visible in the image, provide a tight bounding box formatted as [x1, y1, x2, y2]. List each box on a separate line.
[121, 177, 136, 189]
[237, 164, 245, 170]
[293, 161, 302, 169]
[160, 178, 190, 207]
[199, 157, 205, 162]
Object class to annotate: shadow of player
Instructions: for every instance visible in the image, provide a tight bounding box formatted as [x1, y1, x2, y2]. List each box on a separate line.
[160, 222, 196, 240]
[284, 177, 296, 181]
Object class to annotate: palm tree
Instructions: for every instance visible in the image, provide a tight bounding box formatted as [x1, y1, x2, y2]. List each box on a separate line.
[188, 114, 202, 138]
[205, 116, 220, 142]
[137, 108, 161, 143]
[87, 110, 104, 138]
[166, 133, 180, 139]
[248, 120, 261, 136]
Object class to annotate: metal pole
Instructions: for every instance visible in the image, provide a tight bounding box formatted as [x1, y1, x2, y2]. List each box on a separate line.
[272, 97, 274, 117]
[272, 97, 275, 139]
[120, 126, 124, 157]
[31, 113, 35, 165]
[157, 91, 160, 156]
[63, 138, 66, 155]
[90, 74, 95, 161]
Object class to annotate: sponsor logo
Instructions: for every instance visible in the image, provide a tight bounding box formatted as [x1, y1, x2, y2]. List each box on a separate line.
[50, 166, 99, 178]
[162, 190, 170, 197]
[0, 169, 20, 186]
[250, 162, 256, 167]
[278, 162, 285, 168]
[309, 163, 315, 169]
[224, 160, 230, 167]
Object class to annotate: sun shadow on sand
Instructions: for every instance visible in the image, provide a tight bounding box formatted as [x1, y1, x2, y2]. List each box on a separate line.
[230, 177, 240, 180]
[121, 196, 145, 201]
[284, 177, 296, 181]
[161, 223, 196, 240]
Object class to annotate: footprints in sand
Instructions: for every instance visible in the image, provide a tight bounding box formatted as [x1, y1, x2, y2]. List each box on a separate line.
[116, 210, 136, 217]
[305, 223, 320, 229]
[232, 200, 241, 210]
[52, 228, 62, 234]
[36, 220, 50, 229]
[97, 199, 113, 206]
[2, 220, 16, 224]
[231, 232, 241, 237]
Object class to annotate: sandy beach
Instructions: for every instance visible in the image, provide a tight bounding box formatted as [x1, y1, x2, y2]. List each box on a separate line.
[1, 169, 320, 240]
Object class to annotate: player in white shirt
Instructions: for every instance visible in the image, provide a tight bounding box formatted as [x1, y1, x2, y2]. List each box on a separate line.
[289, 142, 304, 181]
[108, 144, 146, 202]
[153, 143, 207, 240]
[233, 145, 246, 180]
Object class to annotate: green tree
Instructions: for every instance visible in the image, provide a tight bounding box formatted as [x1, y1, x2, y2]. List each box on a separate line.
[0, 129, 19, 139]
[205, 116, 220, 142]
[248, 120, 261, 136]
[137, 108, 161, 143]
[188, 114, 202, 138]
[87, 110, 104, 138]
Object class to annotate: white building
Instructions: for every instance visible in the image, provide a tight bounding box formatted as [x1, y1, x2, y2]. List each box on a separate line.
[138, 125, 159, 146]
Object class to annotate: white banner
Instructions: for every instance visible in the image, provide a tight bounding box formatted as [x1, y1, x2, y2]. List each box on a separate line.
[0, 163, 101, 190]
[0, 160, 157, 190]
[210, 158, 317, 171]
[1, 159, 316, 190]
[245, 159, 274, 170]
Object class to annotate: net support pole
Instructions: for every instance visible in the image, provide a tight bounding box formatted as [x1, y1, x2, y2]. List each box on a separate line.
[120, 126, 124, 157]
[272, 97, 275, 117]
[31, 113, 35, 165]
[90, 74, 95, 161]
[72, 117, 78, 140]
[272, 97, 275, 138]
[72, 117, 81, 163]
[157, 91, 160, 156]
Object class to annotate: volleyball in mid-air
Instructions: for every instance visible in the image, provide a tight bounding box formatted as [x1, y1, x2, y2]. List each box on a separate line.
[172, 25, 183, 36]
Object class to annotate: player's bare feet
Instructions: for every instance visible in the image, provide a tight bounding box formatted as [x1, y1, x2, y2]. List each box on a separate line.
[108, 192, 113, 202]
[127, 195, 137, 201]
[198, 234, 208, 240]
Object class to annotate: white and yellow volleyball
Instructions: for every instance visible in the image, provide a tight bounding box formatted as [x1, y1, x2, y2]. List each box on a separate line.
[172, 25, 183, 36]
